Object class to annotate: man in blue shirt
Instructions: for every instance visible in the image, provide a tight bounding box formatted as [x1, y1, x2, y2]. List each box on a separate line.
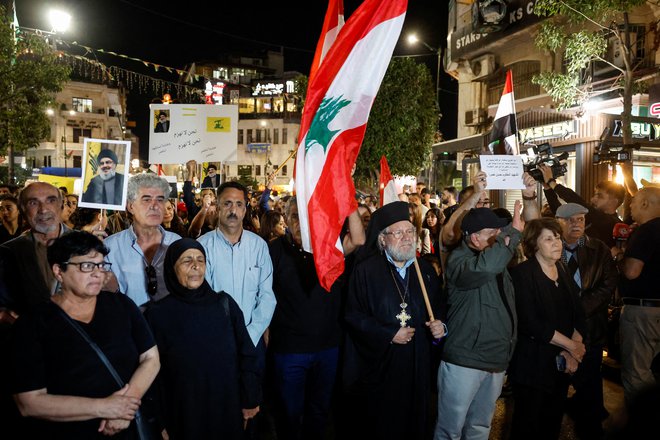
[198, 181, 276, 350]
[105, 174, 181, 307]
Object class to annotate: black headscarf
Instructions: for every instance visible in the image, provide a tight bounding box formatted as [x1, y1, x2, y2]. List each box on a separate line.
[164, 238, 216, 304]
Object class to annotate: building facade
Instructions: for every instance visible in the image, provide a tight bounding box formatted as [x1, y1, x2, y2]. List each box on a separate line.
[436, 0, 660, 210]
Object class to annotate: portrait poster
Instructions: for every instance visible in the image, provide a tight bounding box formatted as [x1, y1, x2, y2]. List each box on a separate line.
[78, 138, 131, 211]
[148, 104, 238, 164]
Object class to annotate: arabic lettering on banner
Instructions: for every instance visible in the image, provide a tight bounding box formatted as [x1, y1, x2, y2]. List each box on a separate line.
[479, 155, 526, 190]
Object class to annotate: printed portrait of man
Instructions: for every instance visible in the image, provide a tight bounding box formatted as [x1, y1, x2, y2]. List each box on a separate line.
[155, 110, 170, 133]
[81, 148, 125, 206]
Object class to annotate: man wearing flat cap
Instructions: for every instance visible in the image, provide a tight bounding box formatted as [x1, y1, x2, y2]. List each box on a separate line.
[81, 149, 125, 206]
[342, 201, 447, 439]
[435, 202, 525, 440]
[555, 202, 618, 439]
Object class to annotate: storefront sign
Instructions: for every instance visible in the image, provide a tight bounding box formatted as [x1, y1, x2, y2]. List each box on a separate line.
[247, 143, 271, 153]
[252, 83, 284, 96]
[518, 121, 577, 144]
[450, 0, 543, 59]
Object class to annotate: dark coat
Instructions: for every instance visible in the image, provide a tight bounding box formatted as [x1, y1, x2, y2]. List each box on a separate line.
[81, 173, 125, 206]
[509, 257, 586, 393]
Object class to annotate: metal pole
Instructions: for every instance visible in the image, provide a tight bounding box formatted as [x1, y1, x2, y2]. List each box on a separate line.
[62, 135, 67, 177]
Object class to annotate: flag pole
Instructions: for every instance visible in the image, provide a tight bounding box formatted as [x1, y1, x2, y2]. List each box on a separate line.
[413, 259, 435, 321]
[270, 148, 297, 177]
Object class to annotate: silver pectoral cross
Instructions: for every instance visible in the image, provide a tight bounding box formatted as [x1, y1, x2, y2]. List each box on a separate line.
[396, 309, 411, 327]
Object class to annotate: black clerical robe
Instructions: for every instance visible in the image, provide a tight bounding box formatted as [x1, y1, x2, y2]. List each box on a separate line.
[342, 253, 446, 440]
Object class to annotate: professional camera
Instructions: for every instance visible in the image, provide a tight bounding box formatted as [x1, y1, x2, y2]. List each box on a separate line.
[592, 127, 639, 165]
[523, 142, 568, 183]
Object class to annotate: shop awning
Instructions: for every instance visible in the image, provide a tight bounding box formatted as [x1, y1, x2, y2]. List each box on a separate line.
[432, 133, 487, 154]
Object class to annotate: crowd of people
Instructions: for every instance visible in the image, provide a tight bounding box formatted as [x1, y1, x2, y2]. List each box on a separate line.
[0, 159, 658, 440]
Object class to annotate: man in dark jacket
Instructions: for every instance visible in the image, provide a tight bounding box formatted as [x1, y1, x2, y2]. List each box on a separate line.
[540, 164, 625, 247]
[555, 202, 618, 439]
[434, 172, 536, 440]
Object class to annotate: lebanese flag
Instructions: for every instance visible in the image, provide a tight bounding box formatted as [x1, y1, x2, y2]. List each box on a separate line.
[379, 155, 399, 207]
[308, 0, 344, 85]
[488, 70, 519, 155]
[295, 0, 407, 291]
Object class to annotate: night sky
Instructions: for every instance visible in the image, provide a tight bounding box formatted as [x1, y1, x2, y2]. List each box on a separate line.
[17, 0, 457, 159]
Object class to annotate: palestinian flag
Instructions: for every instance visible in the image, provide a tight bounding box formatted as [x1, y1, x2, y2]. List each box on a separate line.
[379, 155, 399, 207]
[294, 0, 407, 291]
[308, 0, 344, 85]
[488, 70, 519, 155]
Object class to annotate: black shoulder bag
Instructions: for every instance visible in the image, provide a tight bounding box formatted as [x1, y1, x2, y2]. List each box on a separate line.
[56, 307, 155, 440]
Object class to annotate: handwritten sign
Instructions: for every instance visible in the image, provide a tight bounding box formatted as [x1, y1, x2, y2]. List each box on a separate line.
[148, 104, 238, 164]
[479, 155, 525, 190]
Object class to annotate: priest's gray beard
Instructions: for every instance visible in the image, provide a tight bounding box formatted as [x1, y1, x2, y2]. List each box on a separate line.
[386, 244, 416, 263]
[99, 170, 116, 180]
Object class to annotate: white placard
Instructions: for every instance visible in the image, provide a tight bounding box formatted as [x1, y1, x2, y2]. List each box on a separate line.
[479, 155, 525, 190]
[148, 104, 238, 164]
[79, 138, 131, 211]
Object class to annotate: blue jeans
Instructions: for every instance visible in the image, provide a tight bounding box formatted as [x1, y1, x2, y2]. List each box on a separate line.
[273, 347, 339, 440]
[434, 361, 505, 440]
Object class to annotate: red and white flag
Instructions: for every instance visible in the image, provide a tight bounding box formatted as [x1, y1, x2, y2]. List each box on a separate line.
[295, 0, 407, 291]
[488, 70, 519, 155]
[309, 0, 344, 85]
[379, 155, 399, 207]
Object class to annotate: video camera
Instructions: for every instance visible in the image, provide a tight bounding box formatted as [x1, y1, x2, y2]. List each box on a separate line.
[523, 142, 568, 183]
[593, 128, 640, 165]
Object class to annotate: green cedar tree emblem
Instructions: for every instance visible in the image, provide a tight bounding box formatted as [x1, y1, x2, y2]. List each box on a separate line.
[305, 96, 351, 153]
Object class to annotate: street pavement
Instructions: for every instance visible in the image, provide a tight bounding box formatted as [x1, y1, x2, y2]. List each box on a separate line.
[489, 355, 626, 440]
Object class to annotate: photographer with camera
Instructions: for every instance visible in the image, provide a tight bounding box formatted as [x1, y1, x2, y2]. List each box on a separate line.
[539, 164, 625, 248]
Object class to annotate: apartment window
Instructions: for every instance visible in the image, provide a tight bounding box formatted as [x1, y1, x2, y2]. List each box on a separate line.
[73, 155, 82, 168]
[72, 98, 93, 113]
[238, 129, 244, 144]
[486, 61, 540, 106]
[73, 128, 92, 143]
[44, 155, 51, 167]
[282, 128, 288, 144]
[213, 68, 228, 79]
[273, 128, 279, 144]
[238, 165, 252, 177]
[256, 129, 262, 143]
[281, 165, 288, 176]
[255, 165, 261, 176]
[246, 129, 253, 144]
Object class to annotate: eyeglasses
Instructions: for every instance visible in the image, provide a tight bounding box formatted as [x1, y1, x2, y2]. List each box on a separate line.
[384, 228, 416, 239]
[63, 261, 112, 272]
[145, 265, 158, 297]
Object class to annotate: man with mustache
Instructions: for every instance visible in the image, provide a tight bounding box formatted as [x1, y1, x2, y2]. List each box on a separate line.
[343, 201, 446, 439]
[197, 181, 276, 434]
[554, 203, 618, 439]
[0, 182, 70, 321]
[81, 149, 125, 206]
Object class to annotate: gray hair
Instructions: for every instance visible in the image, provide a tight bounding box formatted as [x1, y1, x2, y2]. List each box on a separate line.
[126, 174, 171, 202]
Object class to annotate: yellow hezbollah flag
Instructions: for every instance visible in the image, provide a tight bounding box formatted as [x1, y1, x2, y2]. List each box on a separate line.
[206, 117, 231, 132]
[38, 174, 78, 193]
[83, 141, 102, 191]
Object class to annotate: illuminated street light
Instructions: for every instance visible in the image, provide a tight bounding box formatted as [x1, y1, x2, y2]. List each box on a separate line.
[48, 9, 71, 33]
[407, 33, 441, 108]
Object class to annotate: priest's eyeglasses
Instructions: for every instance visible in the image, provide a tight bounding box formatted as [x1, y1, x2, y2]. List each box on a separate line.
[63, 261, 113, 272]
[384, 228, 416, 239]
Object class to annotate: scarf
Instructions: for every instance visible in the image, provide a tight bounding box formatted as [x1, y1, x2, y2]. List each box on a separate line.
[163, 238, 217, 304]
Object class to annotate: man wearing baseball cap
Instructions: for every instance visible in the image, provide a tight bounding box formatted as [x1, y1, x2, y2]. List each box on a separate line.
[81, 148, 125, 206]
[435, 201, 525, 440]
[554, 202, 618, 439]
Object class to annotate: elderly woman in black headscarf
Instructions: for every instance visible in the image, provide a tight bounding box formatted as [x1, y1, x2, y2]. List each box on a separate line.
[144, 238, 261, 440]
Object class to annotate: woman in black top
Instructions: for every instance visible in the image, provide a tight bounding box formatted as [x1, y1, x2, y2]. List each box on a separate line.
[509, 218, 586, 440]
[10, 231, 160, 439]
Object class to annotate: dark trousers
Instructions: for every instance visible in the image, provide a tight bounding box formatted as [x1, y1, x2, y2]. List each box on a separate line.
[244, 338, 267, 440]
[569, 345, 606, 439]
[510, 379, 569, 440]
[273, 347, 339, 440]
